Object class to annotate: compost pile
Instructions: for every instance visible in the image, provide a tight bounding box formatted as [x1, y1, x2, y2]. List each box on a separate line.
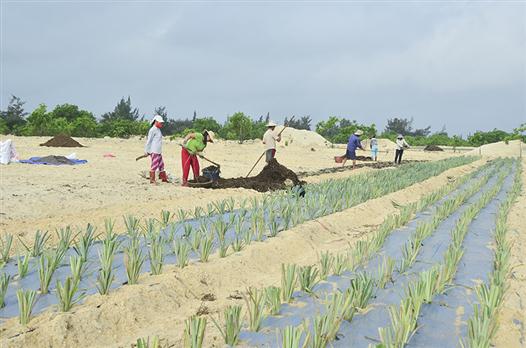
[37, 155, 75, 165]
[40, 134, 84, 147]
[424, 145, 444, 151]
[296, 159, 425, 177]
[213, 159, 305, 192]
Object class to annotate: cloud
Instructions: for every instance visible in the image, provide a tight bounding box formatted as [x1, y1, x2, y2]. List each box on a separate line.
[1, 2, 525, 133]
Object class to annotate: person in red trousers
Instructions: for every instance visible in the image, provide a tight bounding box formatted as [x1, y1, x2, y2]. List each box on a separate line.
[144, 115, 168, 184]
[181, 130, 215, 186]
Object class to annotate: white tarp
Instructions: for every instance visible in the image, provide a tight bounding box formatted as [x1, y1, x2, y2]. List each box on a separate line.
[0, 139, 19, 164]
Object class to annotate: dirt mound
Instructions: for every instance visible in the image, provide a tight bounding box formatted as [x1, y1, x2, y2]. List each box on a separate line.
[211, 159, 304, 192]
[424, 145, 444, 151]
[38, 155, 75, 165]
[297, 160, 424, 177]
[40, 134, 84, 147]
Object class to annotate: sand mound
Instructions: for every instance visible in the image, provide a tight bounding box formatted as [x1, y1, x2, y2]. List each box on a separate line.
[466, 139, 524, 157]
[40, 134, 84, 147]
[276, 126, 331, 148]
[203, 159, 304, 192]
[424, 145, 444, 151]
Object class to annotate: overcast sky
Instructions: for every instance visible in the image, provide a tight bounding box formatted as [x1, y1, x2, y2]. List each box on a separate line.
[1, 1, 525, 135]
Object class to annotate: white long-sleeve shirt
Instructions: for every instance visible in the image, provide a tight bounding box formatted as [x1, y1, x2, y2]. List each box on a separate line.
[263, 129, 279, 150]
[145, 126, 163, 154]
[396, 138, 409, 150]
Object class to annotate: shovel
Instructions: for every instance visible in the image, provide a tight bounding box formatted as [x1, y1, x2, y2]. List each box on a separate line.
[197, 153, 221, 169]
[178, 143, 221, 169]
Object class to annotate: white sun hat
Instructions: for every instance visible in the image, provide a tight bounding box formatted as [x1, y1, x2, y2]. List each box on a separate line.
[151, 115, 164, 124]
[267, 121, 278, 127]
[205, 130, 215, 143]
[354, 129, 364, 136]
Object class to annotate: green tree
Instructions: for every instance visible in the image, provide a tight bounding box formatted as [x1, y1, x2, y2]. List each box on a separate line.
[154, 106, 168, 119]
[99, 119, 149, 138]
[0, 95, 28, 134]
[0, 118, 8, 134]
[48, 117, 73, 135]
[71, 114, 99, 137]
[468, 129, 510, 147]
[22, 104, 53, 136]
[192, 117, 221, 133]
[50, 103, 87, 122]
[249, 115, 267, 140]
[101, 97, 140, 122]
[315, 116, 340, 140]
[384, 117, 430, 136]
[316, 117, 377, 143]
[285, 115, 312, 130]
[221, 112, 253, 143]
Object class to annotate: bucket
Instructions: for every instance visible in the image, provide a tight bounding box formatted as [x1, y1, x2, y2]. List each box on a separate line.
[202, 166, 220, 182]
[334, 155, 344, 163]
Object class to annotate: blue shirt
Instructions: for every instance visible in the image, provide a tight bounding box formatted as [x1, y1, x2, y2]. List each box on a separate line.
[347, 134, 363, 151]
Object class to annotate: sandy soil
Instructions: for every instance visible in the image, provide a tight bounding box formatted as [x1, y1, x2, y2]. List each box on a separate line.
[0, 158, 485, 347]
[0, 134, 462, 253]
[466, 139, 524, 158]
[494, 157, 526, 348]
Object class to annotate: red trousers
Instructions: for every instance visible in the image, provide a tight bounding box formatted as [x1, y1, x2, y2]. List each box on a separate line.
[181, 147, 200, 183]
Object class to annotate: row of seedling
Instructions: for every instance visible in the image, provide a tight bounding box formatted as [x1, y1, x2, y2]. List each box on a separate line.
[266, 164, 500, 347]
[378, 163, 511, 347]
[0, 156, 478, 274]
[0, 156, 479, 325]
[397, 163, 499, 274]
[178, 162, 494, 347]
[463, 161, 522, 348]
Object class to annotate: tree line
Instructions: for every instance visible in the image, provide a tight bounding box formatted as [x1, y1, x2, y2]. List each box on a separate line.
[1, 95, 524, 146]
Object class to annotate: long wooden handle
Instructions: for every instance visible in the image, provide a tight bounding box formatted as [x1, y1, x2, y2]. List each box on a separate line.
[246, 151, 266, 178]
[198, 154, 221, 168]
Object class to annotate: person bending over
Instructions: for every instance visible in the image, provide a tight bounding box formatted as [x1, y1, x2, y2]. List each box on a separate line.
[181, 130, 215, 186]
[342, 130, 364, 169]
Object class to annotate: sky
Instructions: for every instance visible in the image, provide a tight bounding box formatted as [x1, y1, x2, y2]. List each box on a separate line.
[1, 1, 525, 136]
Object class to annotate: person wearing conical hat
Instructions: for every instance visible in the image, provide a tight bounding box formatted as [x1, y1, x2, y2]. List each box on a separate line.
[394, 134, 410, 164]
[262, 121, 281, 163]
[144, 115, 168, 184]
[342, 129, 364, 169]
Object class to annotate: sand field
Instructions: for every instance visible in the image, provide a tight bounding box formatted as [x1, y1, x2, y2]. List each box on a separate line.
[0, 134, 524, 348]
[0, 134, 464, 251]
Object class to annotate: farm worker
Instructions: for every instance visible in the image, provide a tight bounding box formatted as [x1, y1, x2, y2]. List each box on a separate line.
[394, 134, 410, 164]
[144, 115, 168, 184]
[342, 129, 364, 169]
[181, 130, 215, 186]
[370, 134, 379, 161]
[262, 121, 281, 162]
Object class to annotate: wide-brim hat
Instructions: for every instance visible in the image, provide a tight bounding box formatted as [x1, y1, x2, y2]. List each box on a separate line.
[267, 121, 277, 127]
[205, 130, 215, 143]
[354, 129, 364, 136]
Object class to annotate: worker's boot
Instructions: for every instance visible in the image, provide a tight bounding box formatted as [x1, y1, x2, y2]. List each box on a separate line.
[149, 171, 156, 184]
[159, 171, 168, 183]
